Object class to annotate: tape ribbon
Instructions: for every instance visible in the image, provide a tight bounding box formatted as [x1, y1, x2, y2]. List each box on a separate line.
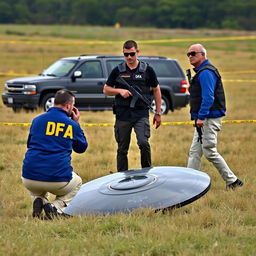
[0, 120, 255, 127]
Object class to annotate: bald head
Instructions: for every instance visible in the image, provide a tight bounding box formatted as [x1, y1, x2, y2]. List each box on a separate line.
[187, 44, 207, 68]
[190, 44, 207, 57]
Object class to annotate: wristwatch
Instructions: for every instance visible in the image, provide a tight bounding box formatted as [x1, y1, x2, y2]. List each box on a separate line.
[155, 111, 162, 115]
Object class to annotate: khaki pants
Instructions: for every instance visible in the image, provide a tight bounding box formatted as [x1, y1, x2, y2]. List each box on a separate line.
[22, 172, 82, 213]
[187, 117, 237, 185]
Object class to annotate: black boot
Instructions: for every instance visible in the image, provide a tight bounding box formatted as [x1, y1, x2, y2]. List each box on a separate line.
[32, 198, 44, 218]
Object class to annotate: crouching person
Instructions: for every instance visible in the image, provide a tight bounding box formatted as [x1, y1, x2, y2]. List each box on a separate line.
[22, 89, 88, 219]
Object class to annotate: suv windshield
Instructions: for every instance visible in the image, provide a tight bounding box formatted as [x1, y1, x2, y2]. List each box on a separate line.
[42, 60, 77, 77]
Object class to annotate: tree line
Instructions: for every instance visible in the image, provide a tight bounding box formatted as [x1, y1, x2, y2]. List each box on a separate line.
[0, 0, 255, 30]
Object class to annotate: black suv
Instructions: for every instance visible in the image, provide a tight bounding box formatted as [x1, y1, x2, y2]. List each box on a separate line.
[2, 55, 189, 114]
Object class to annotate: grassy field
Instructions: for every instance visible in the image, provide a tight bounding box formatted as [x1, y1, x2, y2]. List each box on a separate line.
[0, 25, 256, 256]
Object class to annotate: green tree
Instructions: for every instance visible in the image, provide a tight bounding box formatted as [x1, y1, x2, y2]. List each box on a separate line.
[115, 7, 136, 26]
[0, 1, 13, 23]
[0, 0, 255, 30]
[14, 0, 31, 24]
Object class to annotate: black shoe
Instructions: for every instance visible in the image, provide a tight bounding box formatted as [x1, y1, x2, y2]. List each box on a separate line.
[227, 179, 244, 190]
[32, 198, 44, 218]
[43, 203, 58, 220]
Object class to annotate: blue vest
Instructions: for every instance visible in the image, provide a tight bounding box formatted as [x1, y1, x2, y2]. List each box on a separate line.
[189, 64, 226, 114]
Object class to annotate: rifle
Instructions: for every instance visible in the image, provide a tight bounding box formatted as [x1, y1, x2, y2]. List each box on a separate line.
[116, 76, 153, 110]
[186, 69, 192, 85]
[194, 120, 203, 144]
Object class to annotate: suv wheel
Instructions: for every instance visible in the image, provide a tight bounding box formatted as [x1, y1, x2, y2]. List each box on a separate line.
[151, 95, 169, 115]
[41, 93, 55, 111]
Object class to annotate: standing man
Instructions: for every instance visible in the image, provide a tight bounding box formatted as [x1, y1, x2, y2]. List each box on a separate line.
[103, 40, 162, 172]
[186, 43, 243, 189]
[22, 89, 88, 219]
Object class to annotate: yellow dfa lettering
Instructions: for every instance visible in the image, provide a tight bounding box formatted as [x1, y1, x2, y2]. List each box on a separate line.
[45, 122, 72, 138]
[45, 122, 56, 135]
[63, 125, 73, 139]
[55, 123, 65, 136]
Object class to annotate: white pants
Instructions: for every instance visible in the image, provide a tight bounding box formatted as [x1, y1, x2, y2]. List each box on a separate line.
[22, 172, 82, 213]
[187, 117, 237, 185]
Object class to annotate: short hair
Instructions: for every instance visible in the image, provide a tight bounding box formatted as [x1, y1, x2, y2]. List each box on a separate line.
[189, 44, 207, 58]
[123, 40, 138, 50]
[200, 45, 207, 57]
[54, 89, 75, 106]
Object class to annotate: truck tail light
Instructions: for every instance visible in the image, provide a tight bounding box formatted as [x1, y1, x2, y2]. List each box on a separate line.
[180, 80, 188, 93]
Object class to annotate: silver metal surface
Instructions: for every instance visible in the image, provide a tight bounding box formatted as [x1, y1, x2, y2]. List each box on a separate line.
[63, 166, 211, 216]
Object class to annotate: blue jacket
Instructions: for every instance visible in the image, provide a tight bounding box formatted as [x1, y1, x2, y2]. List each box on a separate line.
[22, 107, 88, 182]
[190, 60, 226, 120]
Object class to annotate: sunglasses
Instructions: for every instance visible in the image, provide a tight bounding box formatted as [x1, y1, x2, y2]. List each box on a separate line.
[187, 51, 203, 57]
[123, 52, 136, 57]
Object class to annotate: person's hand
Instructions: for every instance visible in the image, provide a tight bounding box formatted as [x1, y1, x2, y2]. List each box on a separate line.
[196, 119, 204, 128]
[119, 89, 132, 98]
[153, 114, 161, 129]
[71, 106, 80, 122]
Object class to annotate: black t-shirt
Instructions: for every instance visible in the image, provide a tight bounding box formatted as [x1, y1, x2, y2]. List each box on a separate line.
[106, 62, 159, 121]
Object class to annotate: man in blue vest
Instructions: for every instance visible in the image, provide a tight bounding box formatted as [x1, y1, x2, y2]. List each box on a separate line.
[103, 40, 162, 172]
[186, 43, 243, 189]
[22, 89, 88, 219]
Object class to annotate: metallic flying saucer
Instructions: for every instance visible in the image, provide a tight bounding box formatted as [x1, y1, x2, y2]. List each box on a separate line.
[63, 166, 211, 216]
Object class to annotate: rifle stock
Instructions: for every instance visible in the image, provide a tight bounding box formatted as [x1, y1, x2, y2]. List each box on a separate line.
[116, 76, 152, 110]
[186, 69, 192, 85]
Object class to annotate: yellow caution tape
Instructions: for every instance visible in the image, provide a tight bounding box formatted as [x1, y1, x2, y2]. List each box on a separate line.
[0, 71, 35, 77]
[139, 35, 256, 44]
[162, 120, 256, 126]
[0, 120, 255, 127]
[80, 123, 114, 127]
[1, 69, 256, 78]
[162, 121, 194, 126]
[1, 71, 256, 82]
[222, 70, 256, 74]
[1, 35, 256, 47]
[222, 120, 256, 124]
[223, 79, 256, 83]
[0, 122, 31, 127]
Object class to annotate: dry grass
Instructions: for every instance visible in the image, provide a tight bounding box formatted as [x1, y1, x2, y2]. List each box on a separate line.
[0, 25, 256, 256]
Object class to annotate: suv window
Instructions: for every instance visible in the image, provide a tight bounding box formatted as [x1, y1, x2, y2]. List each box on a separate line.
[78, 61, 103, 78]
[145, 60, 180, 77]
[106, 60, 122, 74]
[106, 59, 180, 77]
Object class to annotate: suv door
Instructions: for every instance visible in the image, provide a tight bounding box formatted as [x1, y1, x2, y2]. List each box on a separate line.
[105, 59, 123, 104]
[67, 60, 107, 109]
